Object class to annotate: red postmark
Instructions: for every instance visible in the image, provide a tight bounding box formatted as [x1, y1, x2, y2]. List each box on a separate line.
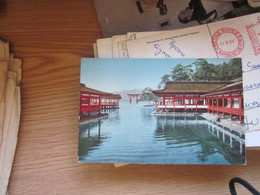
[212, 27, 244, 57]
[245, 18, 260, 56]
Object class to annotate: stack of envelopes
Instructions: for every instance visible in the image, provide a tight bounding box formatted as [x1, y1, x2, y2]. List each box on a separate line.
[0, 39, 22, 195]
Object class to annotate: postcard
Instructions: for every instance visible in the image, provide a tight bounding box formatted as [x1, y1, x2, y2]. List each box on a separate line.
[125, 13, 260, 147]
[79, 58, 246, 165]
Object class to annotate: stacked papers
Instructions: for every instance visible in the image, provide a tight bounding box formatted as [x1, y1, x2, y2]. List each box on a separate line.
[0, 39, 22, 195]
[93, 12, 260, 148]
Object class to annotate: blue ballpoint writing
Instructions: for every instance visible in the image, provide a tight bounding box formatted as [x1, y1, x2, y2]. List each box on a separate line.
[247, 61, 260, 71]
[244, 115, 259, 131]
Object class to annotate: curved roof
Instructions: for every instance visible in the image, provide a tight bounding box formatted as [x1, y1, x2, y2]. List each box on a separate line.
[203, 79, 242, 96]
[80, 83, 112, 96]
[101, 94, 122, 99]
[152, 81, 232, 96]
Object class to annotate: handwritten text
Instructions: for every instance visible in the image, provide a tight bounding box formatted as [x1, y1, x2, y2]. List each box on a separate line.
[168, 38, 185, 57]
[154, 44, 170, 58]
[128, 33, 137, 41]
[244, 100, 260, 110]
[246, 61, 260, 71]
[243, 81, 260, 91]
[245, 115, 259, 131]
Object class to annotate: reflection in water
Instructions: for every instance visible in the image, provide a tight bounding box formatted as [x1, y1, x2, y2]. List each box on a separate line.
[78, 120, 104, 158]
[155, 116, 245, 164]
[78, 102, 245, 164]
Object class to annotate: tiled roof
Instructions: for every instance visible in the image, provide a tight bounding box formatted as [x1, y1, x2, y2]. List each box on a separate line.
[101, 94, 122, 99]
[204, 79, 242, 96]
[153, 81, 232, 95]
[80, 83, 112, 96]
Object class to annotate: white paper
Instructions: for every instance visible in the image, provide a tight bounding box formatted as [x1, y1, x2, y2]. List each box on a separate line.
[117, 41, 129, 58]
[127, 31, 163, 41]
[96, 38, 113, 58]
[112, 35, 127, 58]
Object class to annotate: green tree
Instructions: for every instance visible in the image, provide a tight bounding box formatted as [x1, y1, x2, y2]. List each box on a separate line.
[223, 58, 242, 80]
[171, 63, 193, 81]
[158, 74, 171, 89]
[192, 58, 219, 81]
[139, 87, 158, 103]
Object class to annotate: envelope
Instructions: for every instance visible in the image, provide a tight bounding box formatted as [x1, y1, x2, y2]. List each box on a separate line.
[112, 35, 127, 58]
[96, 37, 113, 58]
[126, 13, 260, 147]
[117, 41, 129, 58]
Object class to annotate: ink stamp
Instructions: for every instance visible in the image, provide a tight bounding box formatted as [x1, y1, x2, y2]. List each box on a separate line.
[245, 16, 260, 56]
[212, 27, 244, 57]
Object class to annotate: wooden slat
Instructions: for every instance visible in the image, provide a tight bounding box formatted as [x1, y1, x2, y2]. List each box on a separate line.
[0, 62, 8, 101]
[0, 87, 20, 195]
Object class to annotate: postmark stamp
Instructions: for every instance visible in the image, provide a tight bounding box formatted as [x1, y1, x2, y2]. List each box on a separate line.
[245, 17, 260, 56]
[212, 27, 244, 57]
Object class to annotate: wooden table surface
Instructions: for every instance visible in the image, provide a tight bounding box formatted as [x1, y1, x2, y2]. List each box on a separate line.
[0, 0, 259, 194]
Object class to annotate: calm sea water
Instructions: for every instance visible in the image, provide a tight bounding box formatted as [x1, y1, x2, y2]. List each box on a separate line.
[78, 101, 245, 164]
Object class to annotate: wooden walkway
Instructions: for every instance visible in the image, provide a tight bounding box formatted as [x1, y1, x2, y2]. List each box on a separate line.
[201, 113, 245, 135]
[79, 114, 108, 125]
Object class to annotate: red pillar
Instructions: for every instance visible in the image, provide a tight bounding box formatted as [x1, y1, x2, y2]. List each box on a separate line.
[163, 97, 165, 105]
[99, 96, 101, 114]
[88, 96, 91, 116]
[239, 96, 243, 113]
[217, 98, 219, 115]
[230, 97, 232, 110]
[195, 98, 198, 113]
[229, 97, 232, 119]
[184, 98, 186, 112]
[173, 97, 175, 112]
[239, 95, 243, 122]
[80, 94, 83, 118]
[207, 98, 209, 113]
[222, 97, 225, 117]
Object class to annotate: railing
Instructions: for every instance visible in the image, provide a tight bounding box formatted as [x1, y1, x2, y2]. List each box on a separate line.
[207, 105, 243, 115]
[80, 104, 100, 112]
[156, 104, 208, 110]
[101, 102, 118, 106]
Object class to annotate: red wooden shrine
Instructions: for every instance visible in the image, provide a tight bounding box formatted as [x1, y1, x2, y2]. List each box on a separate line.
[79, 84, 122, 118]
[152, 79, 244, 122]
[205, 79, 244, 121]
[155, 95, 208, 113]
[101, 94, 122, 109]
[79, 84, 111, 118]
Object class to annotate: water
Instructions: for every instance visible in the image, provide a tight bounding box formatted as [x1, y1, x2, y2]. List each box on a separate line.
[78, 101, 245, 164]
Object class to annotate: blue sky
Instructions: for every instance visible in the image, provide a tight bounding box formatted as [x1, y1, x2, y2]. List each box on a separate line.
[81, 58, 233, 93]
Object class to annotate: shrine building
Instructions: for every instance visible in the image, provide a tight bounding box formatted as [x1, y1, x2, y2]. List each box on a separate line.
[203, 78, 243, 121]
[152, 79, 244, 122]
[80, 84, 123, 118]
[80, 83, 111, 118]
[101, 94, 122, 109]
